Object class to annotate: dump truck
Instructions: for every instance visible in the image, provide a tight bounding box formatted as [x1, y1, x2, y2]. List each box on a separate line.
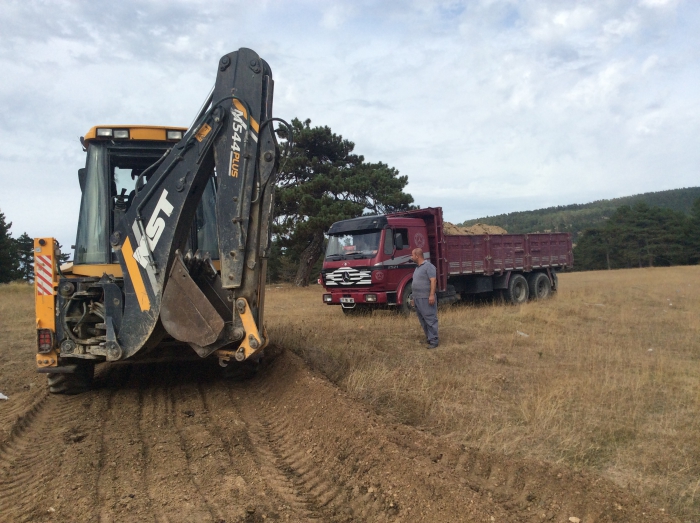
[321, 207, 573, 314]
[34, 48, 286, 393]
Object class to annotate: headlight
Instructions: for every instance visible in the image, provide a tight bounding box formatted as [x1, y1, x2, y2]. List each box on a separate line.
[365, 294, 377, 302]
[323, 294, 332, 303]
[113, 129, 130, 139]
[167, 130, 183, 140]
[96, 128, 113, 137]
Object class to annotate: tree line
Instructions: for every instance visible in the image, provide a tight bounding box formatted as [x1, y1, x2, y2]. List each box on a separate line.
[573, 199, 700, 270]
[0, 211, 38, 283]
[460, 187, 700, 242]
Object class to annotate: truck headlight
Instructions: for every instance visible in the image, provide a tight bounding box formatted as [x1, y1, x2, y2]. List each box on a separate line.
[167, 130, 183, 140]
[364, 294, 377, 302]
[113, 129, 130, 139]
[323, 294, 332, 303]
[96, 128, 113, 137]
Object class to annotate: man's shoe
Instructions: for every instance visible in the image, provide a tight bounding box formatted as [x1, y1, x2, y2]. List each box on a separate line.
[428, 342, 439, 349]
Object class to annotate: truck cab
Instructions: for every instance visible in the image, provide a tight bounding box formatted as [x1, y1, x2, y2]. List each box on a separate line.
[321, 214, 429, 313]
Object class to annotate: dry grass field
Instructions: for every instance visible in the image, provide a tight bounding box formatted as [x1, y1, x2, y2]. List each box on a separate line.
[0, 266, 697, 521]
[266, 266, 700, 521]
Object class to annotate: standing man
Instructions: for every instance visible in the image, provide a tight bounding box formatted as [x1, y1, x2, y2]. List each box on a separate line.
[410, 248, 439, 349]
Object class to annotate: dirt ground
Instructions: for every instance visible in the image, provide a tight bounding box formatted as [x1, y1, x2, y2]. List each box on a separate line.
[0, 290, 678, 522]
[0, 282, 673, 523]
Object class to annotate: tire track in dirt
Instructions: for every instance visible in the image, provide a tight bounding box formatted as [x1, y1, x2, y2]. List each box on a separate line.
[231, 347, 678, 523]
[162, 364, 220, 522]
[89, 361, 228, 523]
[231, 360, 479, 522]
[0, 391, 88, 522]
[223, 379, 326, 521]
[233, 377, 381, 521]
[94, 363, 166, 523]
[433, 442, 655, 522]
[0, 391, 48, 449]
[0, 392, 48, 467]
[169, 361, 322, 521]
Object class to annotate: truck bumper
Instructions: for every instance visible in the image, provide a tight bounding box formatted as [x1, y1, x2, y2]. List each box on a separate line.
[322, 290, 389, 308]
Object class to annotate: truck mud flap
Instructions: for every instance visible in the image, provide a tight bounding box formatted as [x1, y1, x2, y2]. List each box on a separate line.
[161, 255, 225, 347]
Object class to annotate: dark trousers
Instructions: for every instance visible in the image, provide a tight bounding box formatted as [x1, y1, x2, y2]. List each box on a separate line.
[414, 298, 438, 344]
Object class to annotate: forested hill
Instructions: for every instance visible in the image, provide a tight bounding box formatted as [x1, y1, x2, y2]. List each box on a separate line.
[459, 187, 700, 241]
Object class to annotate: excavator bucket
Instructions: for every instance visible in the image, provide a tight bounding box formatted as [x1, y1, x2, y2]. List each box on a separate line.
[160, 255, 224, 348]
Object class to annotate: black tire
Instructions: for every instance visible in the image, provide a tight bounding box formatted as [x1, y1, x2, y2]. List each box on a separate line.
[342, 305, 372, 316]
[399, 282, 415, 315]
[47, 362, 95, 395]
[505, 274, 529, 305]
[527, 272, 551, 300]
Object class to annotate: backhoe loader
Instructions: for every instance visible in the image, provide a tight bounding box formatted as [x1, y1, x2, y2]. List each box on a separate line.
[34, 48, 286, 393]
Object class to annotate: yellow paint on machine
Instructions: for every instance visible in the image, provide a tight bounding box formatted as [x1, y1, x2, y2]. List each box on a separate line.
[34, 238, 55, 332]
[213, 299, 267, 364]
[233, 100, 260, 133]
[195, 123, 212, 142]
[121, 237, 151, 312]
[36, 350, 58, 368]
[71, 264, 123, 278]
[238, 298, 266, 358]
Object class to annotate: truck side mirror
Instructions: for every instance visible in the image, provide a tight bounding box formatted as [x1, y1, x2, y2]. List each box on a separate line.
[78, 168, 86, 192]
[394, 232, 404, 250]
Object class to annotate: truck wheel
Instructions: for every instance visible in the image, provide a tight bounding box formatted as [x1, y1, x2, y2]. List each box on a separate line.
[47, 362, 95, 395]
[399, 282, 415, 315]
[505, 274, 529, 305]
[528, 272, 551, 300]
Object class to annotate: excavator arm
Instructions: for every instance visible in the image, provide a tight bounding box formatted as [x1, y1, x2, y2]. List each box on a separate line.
[108, 48, 280, 365]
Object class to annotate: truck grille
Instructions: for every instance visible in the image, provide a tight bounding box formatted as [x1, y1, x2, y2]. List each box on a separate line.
[324, 267, 372, 286]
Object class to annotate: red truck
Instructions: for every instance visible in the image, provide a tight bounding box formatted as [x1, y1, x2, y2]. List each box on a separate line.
[321, 207, 573, 314]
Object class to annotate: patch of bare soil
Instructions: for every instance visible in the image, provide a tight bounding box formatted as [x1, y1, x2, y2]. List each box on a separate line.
[443, 222, 508, 235]
[0, 340, 677, 522]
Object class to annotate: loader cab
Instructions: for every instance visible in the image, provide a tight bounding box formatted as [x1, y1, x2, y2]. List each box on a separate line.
[73, 125, 219, 271]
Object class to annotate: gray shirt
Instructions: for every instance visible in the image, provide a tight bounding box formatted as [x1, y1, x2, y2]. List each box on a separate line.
[412, 261, 436, 299]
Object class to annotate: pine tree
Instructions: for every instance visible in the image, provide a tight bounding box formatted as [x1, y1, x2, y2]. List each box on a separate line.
[54, 241, 71, 265]
[0, 210, 19, 283]
[15, 232, 35, 282]
[275, 118, 414, 286]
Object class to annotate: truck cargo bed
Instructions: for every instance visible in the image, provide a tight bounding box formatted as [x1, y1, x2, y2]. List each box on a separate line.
[445, 233, 573, 276]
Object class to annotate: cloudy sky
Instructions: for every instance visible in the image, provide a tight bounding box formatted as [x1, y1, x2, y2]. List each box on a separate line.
[1, 0, 698, 250]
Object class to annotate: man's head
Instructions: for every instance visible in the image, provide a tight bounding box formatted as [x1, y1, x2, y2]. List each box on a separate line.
[411, 248, 424, 264]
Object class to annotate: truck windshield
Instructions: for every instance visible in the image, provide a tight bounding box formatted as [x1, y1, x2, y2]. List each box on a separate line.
[325, 230, 381, 260]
